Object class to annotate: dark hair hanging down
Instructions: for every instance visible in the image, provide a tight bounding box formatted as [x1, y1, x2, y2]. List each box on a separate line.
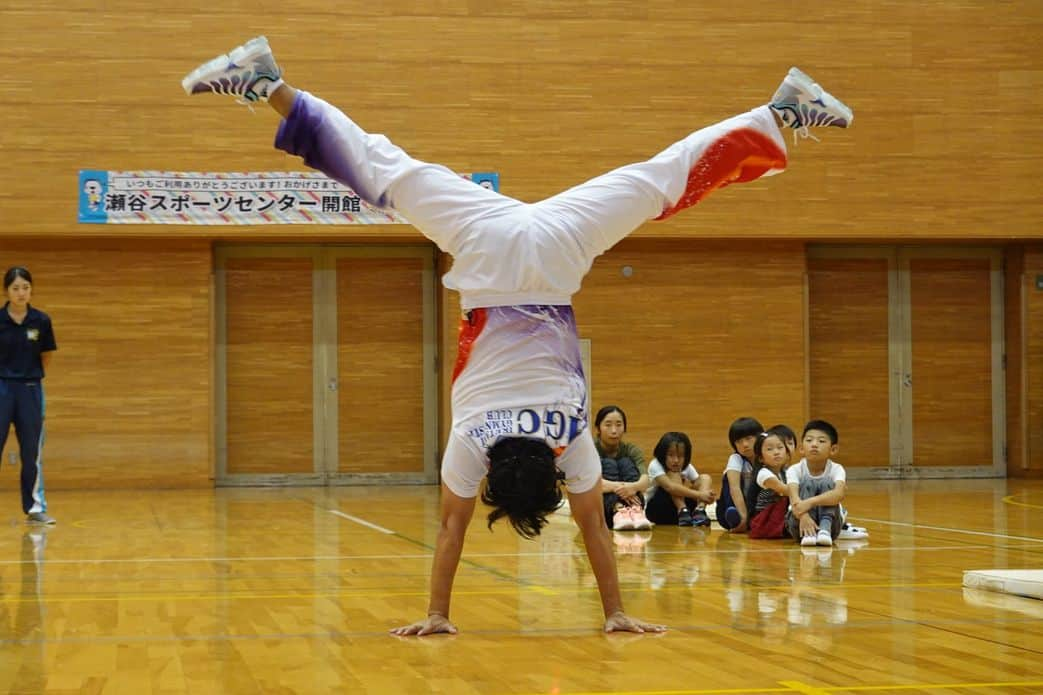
[727, 416, 764, 451]
[3, 267, 32, 291]
[653, 431, 692, 468]
[482, 436, 563, 539]
[593, 405, 627, 432]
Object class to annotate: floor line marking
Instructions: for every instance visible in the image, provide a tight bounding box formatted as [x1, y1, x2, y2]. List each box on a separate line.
[0, 543, 1032, 567]
[1002, 494, 1043, 510]
[779, 682, 832, 695]
[0, 580, 978, 605]
[381, 524, 559, 594]
[328, 509, 395, 534]
[514, 679, 1043, 695]
[0, 586, 558, 605]
[317, 498, 557, 595]
[851, 516, 1043, 543]
[822, 680, 1043, 692]
[521, 684, 788, 688]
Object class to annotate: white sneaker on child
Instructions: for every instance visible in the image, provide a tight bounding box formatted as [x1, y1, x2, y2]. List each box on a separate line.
[817, 529, 834, 547]
[838, 523, 869, 540]
[800, 533, 818, 547]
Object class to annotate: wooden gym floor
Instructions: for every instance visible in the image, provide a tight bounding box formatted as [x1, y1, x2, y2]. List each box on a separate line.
[1, 478, 1041, 694]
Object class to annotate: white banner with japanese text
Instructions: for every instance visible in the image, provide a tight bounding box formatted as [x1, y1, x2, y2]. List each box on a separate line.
[78, 170, 500, 225]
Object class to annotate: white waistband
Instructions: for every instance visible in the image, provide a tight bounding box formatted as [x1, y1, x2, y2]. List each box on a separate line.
[460, 292, 573, 311]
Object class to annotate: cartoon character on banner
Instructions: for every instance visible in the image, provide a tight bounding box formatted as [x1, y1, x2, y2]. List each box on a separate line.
[83, 178, 104, 211]
[469, 173, 500, 193]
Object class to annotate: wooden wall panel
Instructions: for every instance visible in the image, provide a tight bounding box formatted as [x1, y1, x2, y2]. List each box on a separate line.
[909, 259, 993, 469]
[1024, 247, 1043, 476]
[336, 256, 425, 474]
[577, 241, 809, 472]
[1004, 247, 1025, 475]
[0, 241, 211, 488]
[224, 257, 313, 474]
[441, 242, 807, 475]
[808, 258, 891, 470]
[1, 1, 1042, 240]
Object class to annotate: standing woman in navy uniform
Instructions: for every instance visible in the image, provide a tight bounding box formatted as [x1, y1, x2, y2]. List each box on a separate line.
[0, 267, 57, 524]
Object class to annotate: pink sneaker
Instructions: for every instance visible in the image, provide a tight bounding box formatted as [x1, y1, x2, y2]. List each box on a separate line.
[612, 508, 634, 530]
[630, 507, 653, 530]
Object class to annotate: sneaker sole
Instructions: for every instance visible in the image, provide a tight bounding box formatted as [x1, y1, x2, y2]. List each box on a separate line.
[181, 36, 272, 95]
[838, 529, 869, 540]
[786, 66, 854, 126]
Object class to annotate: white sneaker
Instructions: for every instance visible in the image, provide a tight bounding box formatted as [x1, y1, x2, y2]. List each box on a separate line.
[26, 512, 56, 525]
[838, 523, 869, 540]
[800, 533, 818, 547]
[182, 36, 284, 103]
[771, 67, 853, 141]
[817, 529, 834, 547]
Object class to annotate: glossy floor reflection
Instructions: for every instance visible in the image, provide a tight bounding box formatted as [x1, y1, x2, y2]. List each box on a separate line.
[0, 479, 1040, 694]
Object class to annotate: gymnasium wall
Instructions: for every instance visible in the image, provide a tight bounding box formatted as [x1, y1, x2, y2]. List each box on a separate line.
[568, 241, 809, 469]
[4, 2, 1041, 242]
[1, 1, 1042, 485]
[0, 241, 212, 488]
[1022, 247, 1043, 476]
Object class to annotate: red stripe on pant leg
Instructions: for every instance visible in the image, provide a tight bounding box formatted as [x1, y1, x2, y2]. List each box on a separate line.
[655, 127, 787, 221]
[451, 308, 488, 384]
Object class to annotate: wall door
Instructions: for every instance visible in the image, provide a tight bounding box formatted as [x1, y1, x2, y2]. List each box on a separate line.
[807, 247, 1005, 478]
[215, 246, 438, 485]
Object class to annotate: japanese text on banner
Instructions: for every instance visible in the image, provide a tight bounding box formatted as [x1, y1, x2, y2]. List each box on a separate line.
[78, 170, 500, 225]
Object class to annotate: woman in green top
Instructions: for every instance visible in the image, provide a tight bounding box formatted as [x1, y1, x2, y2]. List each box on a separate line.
[594, 405, 651, 530]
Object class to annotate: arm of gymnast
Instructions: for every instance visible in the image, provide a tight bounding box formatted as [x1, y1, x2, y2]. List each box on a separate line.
[568, 484, 667, 634]
[390, 483, 476, 636]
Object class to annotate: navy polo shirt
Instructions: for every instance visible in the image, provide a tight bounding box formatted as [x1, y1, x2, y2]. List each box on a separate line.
[0, 304, 57, 380]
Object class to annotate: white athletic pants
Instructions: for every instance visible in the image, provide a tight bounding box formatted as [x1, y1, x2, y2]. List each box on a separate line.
[274, 91, 788, 257]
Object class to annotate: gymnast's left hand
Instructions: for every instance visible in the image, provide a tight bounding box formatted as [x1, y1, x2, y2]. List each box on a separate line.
[604, 611, 667, 634]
